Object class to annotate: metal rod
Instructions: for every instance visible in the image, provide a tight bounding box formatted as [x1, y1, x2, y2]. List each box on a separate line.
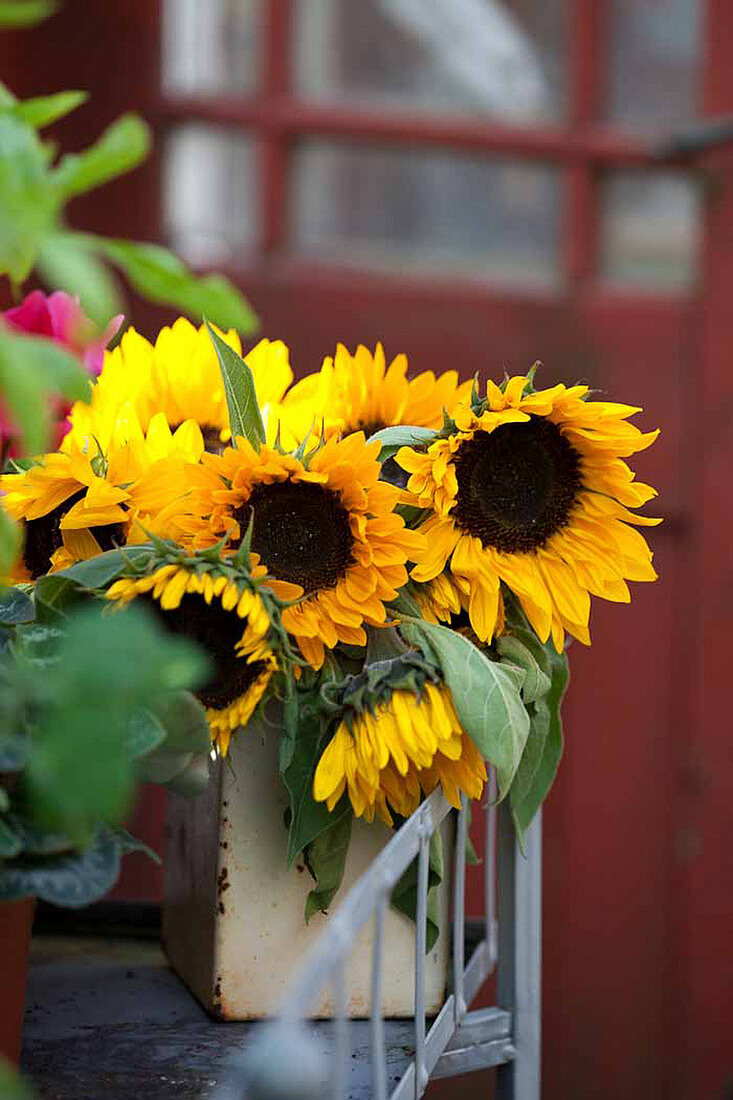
[496, 803, 542, 1100]
[371, 892, 388, 1100]
[332, 956, 349, 1100]
[453, 795, 468, 1024]
[485, 770, 498, 968]
[414, 831, 430, 1100]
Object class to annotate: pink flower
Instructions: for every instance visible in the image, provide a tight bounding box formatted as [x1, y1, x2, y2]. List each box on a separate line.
[1, 291, 123, 457]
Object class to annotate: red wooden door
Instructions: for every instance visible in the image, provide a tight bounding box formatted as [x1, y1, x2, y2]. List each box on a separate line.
[5, 3, 733, 1097]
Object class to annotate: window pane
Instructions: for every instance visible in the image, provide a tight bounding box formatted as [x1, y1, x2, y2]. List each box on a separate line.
[294, 0, 566, 123]
[600, 172, 700, 290]
[293, 142, 561, 287]
[164, 125, 257, 266]
[162, 0, 260, 96]
[605, 0, 702, 131]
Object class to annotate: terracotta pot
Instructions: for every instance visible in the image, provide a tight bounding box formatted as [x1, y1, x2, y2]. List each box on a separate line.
[0, 896, 34, 1063]
[164, 724, 451, 1019]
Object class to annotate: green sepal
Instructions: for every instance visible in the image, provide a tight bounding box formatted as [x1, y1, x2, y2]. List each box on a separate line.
[205, 319, 266, 450]
[401, 618, 530, 800]
[304, 810, 353, 921]
[233, 509, 254, 571]
[391, 828, 443, 953]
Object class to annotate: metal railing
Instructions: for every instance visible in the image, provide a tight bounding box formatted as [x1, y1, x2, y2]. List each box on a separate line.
[214, 775, 541, 1100]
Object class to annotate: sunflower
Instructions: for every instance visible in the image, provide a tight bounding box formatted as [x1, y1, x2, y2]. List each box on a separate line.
[66, 318, 293, 454]
[313, 660, 486, 826]
[396, 374, 661, 650]
[181, 431, 426, 668]
[275, 342, 471, 448]
[105, 552, 283, 754]
[1, 412, 203, 578]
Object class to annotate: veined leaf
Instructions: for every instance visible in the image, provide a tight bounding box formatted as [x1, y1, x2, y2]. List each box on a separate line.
[366, 425, 437, 462]
[304, 811, 353, 921]
[50, 545, 155, 591]
[497, 633, 551, 704]
[13, 90, 87, 129]
[392, 828, 444, 953]
[0, 585, 33, 625]
[205, 319, 265, 449]
[510, 647, 569, 841]
[283, 699, 350, 866]
[53, 113, 150, 198]
[402, 618, 530, 799]
[0, 826, 122, 906]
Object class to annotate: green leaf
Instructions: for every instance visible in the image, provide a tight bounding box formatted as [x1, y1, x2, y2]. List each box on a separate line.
[205, 320, 265, 449]
[53, 113, 150, 198]
[0, 586, 34, 624]
[510, 648, 569, 841]
[0, 327, 90, 452]
[496, 634, 551, 704]
[304, 810, 353, 921]
[51, 545, 154, 591]
[0, 0, 58, 27]
[401, 619, 530, 799]
[148, 691, 211, 755]
[0, 826, 122, 906]
[0, 1057, 37, 1100]
[366, 425, 437, 462]
[0, 731, 27, 771]
[37, 230, 122, 326]
[283, 701, 350, 866]
[135, 750, 192, 786]
[13, 90, 87, 129]
[0, 113, 59, 284]
[122, 707, 167, 759]
[0, 817, 23, 858]
[32, 573, 87, 621]
[163, 753, 210, 797]
[0, 508, 21, 577]
[391, 829, 443, 953]
[88, 236, 258, 332]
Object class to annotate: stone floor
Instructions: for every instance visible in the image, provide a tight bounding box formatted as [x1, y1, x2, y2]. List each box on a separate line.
[20, 936, 415, 1099]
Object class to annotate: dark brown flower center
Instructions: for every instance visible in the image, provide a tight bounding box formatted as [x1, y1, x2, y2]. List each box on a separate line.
[144, 590, 267, 710]
[451, 418, 582, 554]
[234, 480, 354, 596]
[170, 421, 223, 454]
[23, 488, 125, 579]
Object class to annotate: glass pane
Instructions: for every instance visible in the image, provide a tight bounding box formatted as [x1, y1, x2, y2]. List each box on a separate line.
[294, 0, 566, 122]
[164, 125, 257, 266]
[605, 0, 702, 131]
[162, 0, 260, 96]
[293, 142, 561, 287]
[600, 172, 700, 290]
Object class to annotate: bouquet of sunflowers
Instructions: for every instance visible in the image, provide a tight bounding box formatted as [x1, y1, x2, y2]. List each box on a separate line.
[0, 313, 660, 918]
